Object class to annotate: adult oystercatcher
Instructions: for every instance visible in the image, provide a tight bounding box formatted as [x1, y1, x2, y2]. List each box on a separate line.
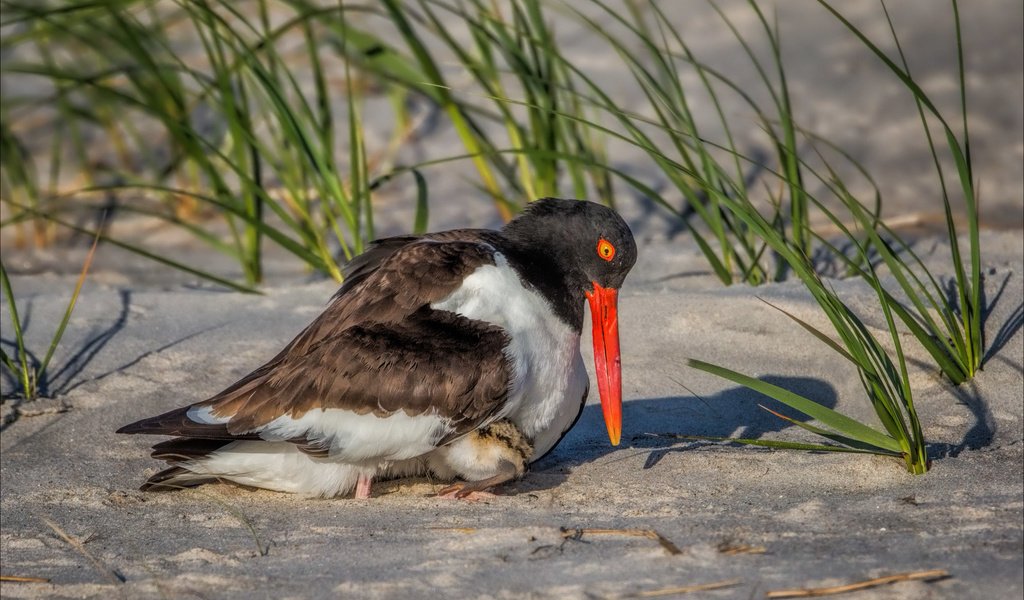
[118, 198, 636, 499]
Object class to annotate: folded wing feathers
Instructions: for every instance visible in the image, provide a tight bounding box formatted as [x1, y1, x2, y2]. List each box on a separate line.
[121, 235, 512, 466]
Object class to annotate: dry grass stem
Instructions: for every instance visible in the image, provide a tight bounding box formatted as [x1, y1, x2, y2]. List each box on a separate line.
[0, 575, 51, 583]
[717, 541, 767, 555]
[427, 527, 479, 534]
[631, 578, 741, 597]
[561, 528, 683, 555]
[427, 526, 683, 555]
[41, 517, 124, 586]
[766, 569, 950, 598]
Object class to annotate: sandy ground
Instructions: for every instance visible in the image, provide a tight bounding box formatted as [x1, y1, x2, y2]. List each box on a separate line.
[2, 1, 1023, 599]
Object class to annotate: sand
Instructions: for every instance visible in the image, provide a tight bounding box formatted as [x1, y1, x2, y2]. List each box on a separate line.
[2, 1, 1022, 599]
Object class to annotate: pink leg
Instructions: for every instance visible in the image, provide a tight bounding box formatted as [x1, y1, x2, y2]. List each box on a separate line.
[354, 474, 373, 499]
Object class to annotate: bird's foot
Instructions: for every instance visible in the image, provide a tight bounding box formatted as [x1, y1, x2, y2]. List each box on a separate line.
[437, 483, 499, 501]
[354, 474, 373, 499]
[436, 467, 515, 500]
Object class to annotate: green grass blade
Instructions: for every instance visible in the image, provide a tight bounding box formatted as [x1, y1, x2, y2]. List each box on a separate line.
[644, 432, 882, 454]
[687, 358, 902, 453]
[0, 262, 34, 398]
[757, 404, 902, 456]
[36, 224, 102, 378]
[12, 203, 257, 294]
[757, 297, 857, 364]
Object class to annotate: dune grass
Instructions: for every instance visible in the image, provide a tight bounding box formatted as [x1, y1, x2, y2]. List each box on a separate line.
[819, 0, 982, 381]
[687, 210, 930, 473]
[402, 0, 616, 210]
[1, 0, 429, 284]
[685, 0, 977, 471]
[1, 228, 100, 401]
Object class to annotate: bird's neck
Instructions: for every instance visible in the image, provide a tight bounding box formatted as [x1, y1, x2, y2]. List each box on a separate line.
[496, 238, 585, 332]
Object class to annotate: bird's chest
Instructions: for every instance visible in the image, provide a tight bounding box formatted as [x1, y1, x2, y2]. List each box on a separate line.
[503, 318, 587, 452]
[431, 258, 588, 453]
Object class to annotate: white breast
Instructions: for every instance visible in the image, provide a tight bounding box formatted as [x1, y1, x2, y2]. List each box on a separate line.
[431, 253, 588, 459]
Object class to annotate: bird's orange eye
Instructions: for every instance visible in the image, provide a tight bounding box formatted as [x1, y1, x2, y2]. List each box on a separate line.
[597, 238, 616, 261]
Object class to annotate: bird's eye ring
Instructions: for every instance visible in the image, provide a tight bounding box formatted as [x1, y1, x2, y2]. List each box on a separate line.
[597, 239, 616, 262]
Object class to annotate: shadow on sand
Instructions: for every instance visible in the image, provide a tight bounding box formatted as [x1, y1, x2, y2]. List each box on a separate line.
[522, 375, 839, 493]
[1, 289, 131, 403]
[1, 289, 221, 431]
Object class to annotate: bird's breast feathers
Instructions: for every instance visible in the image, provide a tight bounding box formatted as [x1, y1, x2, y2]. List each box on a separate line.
[431, 252, 588, 451]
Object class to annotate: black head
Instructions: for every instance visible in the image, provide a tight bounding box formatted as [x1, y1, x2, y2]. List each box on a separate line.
[503, 198, 635, 445]
[501, 198, 637, 328]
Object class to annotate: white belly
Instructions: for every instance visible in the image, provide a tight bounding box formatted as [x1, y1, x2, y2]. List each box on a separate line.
[431, 253, 589, 459]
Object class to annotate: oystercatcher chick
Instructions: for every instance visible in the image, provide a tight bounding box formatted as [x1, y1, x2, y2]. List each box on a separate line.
[118, 198, 636, 499]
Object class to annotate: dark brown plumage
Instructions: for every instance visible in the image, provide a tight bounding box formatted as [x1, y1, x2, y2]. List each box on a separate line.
[121, 238, 512, 442]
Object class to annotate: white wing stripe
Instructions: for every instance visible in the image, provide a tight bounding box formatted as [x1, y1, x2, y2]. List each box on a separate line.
[186, 404, 231, 425]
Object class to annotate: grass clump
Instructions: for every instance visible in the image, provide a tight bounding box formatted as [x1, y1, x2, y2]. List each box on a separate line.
[1, 231, 100, 401]
[1, 0, 429, 286]
[685, 0, 981, 472]
[561, 0, 816, 285]
[687, 220, 930, 473]
[818, 0, 982, 382]
[339, 0, 616, 216]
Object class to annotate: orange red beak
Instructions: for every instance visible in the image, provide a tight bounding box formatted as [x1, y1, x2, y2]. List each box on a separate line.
[585, 282, 622, 446]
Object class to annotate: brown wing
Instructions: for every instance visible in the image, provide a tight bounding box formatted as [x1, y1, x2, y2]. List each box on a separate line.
[335, 229, 496, 302]
[119, 307, 512, 463]
[197, 238, 509, 434]
[270, 230, 499, 361]
[188, 231, 498, 408]
[210, 309, 512, 437]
